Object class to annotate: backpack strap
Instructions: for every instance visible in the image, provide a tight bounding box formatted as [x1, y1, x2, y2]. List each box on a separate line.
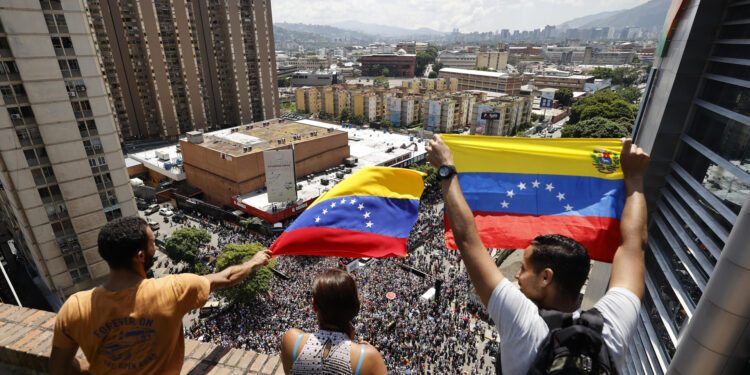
[539, 309, 573, 330]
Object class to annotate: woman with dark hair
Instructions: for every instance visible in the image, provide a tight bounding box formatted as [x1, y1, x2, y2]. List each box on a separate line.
[281, 268, 387, 375]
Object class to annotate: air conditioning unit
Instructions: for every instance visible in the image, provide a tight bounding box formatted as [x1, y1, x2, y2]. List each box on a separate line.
[10, 114, 22, 120]
[68, 91, 76, 97]
[77, 86, 86, 92]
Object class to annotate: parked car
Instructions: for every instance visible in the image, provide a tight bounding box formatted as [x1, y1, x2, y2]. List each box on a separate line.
[145, 204, 159, 215]
[159, 207, 173, 216]
[147, 220, 159, 231]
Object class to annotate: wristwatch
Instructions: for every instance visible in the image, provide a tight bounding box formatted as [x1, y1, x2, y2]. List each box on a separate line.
[437, 165, 457, 181]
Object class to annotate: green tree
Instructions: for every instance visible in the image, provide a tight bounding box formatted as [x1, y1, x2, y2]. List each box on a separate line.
[373, 75, 389, 88]
[214, 243, 277, 303]
[590, 67, 614, 80]
[381, 67, 391, 77]
[473, 66, 491, 71]
[277, 77, 292, 88]
[408, 163, 437, 185]
[379, 119, 392, 128]
[554, 88, 573, 107]
[561, 116, 630, 138]
[164, 227, 211, 269]
[350, 113, 367, 125]
[432, 62, 444, 73]
[569, 90, 629, 124]
[339, 108, 352, 122]
[428, 71, 438, 78]
[616, 86, 642, 104]
[416, 52, 433, 77]
[425, 46, 438, 60]
[194, 263, 209, 275]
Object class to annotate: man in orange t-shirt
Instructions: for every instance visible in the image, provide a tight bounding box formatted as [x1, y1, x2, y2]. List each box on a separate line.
[49, 216, 271, 374]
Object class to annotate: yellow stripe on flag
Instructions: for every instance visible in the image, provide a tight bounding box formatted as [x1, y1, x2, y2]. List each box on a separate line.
[308, 166, 426, 209]
[442, 135, 624, 180]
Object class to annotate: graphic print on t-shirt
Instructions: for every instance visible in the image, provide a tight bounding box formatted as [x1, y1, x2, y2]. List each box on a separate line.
[94, 317, 158, 370]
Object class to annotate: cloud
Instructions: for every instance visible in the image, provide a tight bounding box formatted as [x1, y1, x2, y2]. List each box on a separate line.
[271, 0, 648, 32]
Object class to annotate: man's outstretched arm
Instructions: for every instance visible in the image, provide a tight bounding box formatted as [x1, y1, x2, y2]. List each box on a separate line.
[609, 139, 650, 299]
[427, 135, 504, 307]
[204, 250, 271, 292]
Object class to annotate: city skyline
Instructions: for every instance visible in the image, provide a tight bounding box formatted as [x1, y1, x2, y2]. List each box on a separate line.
[271, 0, 651, 34]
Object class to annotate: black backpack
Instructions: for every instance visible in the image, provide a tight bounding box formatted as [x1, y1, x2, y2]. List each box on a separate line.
[495, 308, 618, 375]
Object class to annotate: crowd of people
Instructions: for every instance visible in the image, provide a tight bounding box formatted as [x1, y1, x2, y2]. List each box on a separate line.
[175, 184, 500, 374]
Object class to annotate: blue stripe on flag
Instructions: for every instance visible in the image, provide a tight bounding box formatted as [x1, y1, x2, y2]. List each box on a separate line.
[286, 195, 420, 238]
[457, 172, 625, 219]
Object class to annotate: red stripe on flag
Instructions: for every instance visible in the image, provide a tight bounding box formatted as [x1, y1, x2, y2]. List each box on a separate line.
[444, 212, 621, 263]
[270, 227, 408, 258]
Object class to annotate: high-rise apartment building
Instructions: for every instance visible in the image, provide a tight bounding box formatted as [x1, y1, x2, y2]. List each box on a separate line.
[623, 0, 750, 373]
[0, 1, 137, 305]
[86, 0, 280, 141]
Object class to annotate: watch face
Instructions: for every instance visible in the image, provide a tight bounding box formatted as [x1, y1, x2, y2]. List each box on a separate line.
[439, 166, 449, 177]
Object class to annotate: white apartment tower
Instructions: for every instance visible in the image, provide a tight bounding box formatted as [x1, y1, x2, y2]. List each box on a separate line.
[0, 0, 136, 305]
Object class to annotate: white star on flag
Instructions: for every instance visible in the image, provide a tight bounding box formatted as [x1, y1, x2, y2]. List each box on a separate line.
[340, 198, 347, 204]
[501, 200, 509, 208]
[564, 204, 573, 211]
[322, 209, 328, 215]
[556, 192, 566, 201]
[532, 180, 540, 188]
[545, 183, 555, 191]
[366, 221, 373, 228]
[518, 182, 526, 190]
[330, 202, 336, 208]
[363, 211, 371, 219]
[506, 189, 515, 198]
[315, 216, 321, 223]
[350, 198, 356, 204]
[358, 203, 364, 210]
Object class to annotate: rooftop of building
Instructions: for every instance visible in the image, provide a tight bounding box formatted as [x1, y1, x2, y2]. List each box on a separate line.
[439, 67, 512, 78]
[129, 144, 186, 181]
[235, 119, 427, 216]
[190, 121, 346, 157]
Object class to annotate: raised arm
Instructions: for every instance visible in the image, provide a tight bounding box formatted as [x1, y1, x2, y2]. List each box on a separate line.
[426, 135, 504, 307]
[204, 249, 271, 292]
[608, 139, 650, 299]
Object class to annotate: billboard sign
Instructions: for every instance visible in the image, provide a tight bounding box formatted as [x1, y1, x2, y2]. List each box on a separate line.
[481, 112, 501, 120]
[389, 97, 402, 127]
[427, 101, 441, 132]
[540, 89, 555, 109]
[263, 149, 297, 203]
[474, 104, 492, 135]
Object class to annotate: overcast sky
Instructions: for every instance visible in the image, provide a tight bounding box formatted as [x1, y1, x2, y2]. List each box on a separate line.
[271, 0, 649, 33]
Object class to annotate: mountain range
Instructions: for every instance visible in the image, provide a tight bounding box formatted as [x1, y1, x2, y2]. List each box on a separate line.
[558, 0, 670, 30]
[274, 0, 671, 44]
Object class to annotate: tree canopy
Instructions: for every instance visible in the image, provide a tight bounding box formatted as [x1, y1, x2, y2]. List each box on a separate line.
[432, 61, 444, 73]
[339, 108, 351, 122]
[561, 117, 630, 138]
[554, 88, 573, 107]
[349, 113, 367, 125]
[373, 75, 389, 88]
[568, 90, 637, 125]
[214, 243, 277, 303]
[428, 71, 438, 78]
[164, 227, 211, 269]
[589, 67, 640, 86]
[616, 86, 642, 104]
[409, 163, 437, 186]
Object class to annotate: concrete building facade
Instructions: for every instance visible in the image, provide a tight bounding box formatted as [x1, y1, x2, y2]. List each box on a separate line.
[439, 68, 522, 95]
[360, 53, 416, 77]
[533, 75, 594, 91]
[436, 51, 477, 69]
[86, 0, 280, 141]
[476, 51, 509, 71]
[180, 120, 350, 207]
[469, 96, 533, 136]
[0, 1, 137, 304]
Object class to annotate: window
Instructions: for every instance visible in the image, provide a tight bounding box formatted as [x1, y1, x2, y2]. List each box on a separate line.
[39, 0, 63, 10]
[45, 203, 68, 221]
[51, 218, 74, 238]
[77, 119, 97, 137]
[105, 208, 122, 221]
[65, 80, 86, 97]
[16, 127, 42, 147]
[82, 137, 103, 156]
[31, 166, 56, 185]
[51, 36, 74, 56]
[99, 189, 117, 207]
[58, 59, 81, 77]
[24, 147, 48, 167]
[71, 100, 92, 118]
[38, 184, 62, 204]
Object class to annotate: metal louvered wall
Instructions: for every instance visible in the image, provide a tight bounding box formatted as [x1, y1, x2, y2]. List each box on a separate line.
[625, 0, 750, 374]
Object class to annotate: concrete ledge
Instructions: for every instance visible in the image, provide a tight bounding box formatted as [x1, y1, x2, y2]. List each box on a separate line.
[0, 303, 282, 374]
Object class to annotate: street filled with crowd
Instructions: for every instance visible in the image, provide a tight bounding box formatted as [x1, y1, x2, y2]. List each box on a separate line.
[157, 184, 500, 374]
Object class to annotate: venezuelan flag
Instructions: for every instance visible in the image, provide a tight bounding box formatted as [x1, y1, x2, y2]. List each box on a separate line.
[270, 166, 425, 258]
[442, 135, 625, 262]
